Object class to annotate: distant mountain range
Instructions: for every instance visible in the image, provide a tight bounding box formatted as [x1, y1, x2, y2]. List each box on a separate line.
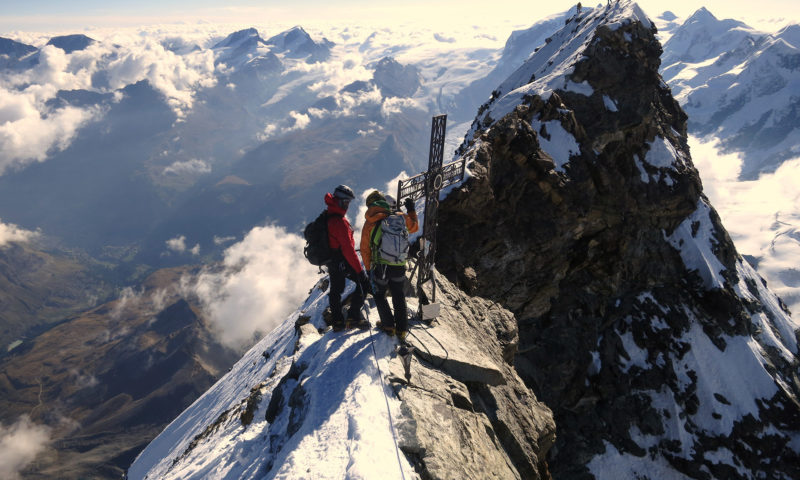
[660, 7, 800, 179]
[0, 25, 464, 270]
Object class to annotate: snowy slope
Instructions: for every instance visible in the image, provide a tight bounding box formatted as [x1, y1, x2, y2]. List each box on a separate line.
[129, 261, 555, 479]
[464, 1, 653, 145]
[129, 281, 418, 479]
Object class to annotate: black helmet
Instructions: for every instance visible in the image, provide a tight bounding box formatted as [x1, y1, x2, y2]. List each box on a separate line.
[333, 184, 355, 200]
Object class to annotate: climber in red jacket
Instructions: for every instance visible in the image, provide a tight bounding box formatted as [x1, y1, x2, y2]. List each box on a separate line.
[325, 185, 370, 330]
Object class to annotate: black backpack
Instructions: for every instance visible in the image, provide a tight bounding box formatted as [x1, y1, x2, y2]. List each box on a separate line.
[303, 210, 339, 266]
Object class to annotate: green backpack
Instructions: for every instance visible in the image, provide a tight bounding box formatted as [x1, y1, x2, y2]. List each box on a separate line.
[370, 213, 410, 266]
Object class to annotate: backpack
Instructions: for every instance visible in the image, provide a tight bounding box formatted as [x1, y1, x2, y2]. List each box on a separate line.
[303, 210, 339, 266]
[370, 213, 410, 265]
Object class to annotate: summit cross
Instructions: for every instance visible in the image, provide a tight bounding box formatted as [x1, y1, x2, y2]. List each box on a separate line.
[396, 114, 466, 317]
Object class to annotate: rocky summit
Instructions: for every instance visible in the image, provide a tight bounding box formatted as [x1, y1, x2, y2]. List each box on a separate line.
[439, 2, 800, 479]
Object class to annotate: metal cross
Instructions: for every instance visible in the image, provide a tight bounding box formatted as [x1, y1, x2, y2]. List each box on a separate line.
[396, 114, 466, 318]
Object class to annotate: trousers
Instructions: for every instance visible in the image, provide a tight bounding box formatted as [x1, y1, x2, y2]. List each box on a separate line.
[372, 264, 408, 332]
[328, 257, 364, 326]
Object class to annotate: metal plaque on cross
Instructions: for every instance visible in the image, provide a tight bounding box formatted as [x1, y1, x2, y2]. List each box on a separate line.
[397, 114, 466, 317]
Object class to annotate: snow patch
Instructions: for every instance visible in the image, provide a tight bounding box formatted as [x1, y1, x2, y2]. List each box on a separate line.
[587, 440, 683, 479]
[618, 329, 649, 373]
[644, 136, 683, 169]
[671, 322, 779, 436]
[602, 94, 618, 112]
[535, 119, 580, 173]
[667, 199, 728, 290]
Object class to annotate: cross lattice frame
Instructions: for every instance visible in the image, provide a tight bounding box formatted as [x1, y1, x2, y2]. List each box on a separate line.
[396, 114, 466, 313]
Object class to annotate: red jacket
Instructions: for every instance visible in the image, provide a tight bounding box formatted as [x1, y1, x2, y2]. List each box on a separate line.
[325, 193, 363, 274]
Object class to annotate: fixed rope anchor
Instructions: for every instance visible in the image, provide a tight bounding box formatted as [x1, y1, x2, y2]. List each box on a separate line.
[396, 344, 415, 383]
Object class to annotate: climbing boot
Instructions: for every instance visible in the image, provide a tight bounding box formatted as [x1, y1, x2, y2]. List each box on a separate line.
[376, 321, 395, 336]
[356, 318, 371, 330]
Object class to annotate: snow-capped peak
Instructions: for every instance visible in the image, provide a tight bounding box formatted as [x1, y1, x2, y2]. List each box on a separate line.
[468, 1, 653, 140]
[212, 28, 264, 50]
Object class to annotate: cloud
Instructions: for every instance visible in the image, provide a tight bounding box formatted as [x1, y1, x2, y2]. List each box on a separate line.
[162, 158, 211, 176]
[286, 110, 311, 131]
[0, 415, 51, 480]
[0, 86, 99, 174]
[434, 33, 457, 43]
[193, 224, 321, 350]
[0, 219, 39, 247]
[165, 235, 200, 255]
[101, 35, 217, 118]
[690, 135, 800, 312]
[381, 96, 425, 117]
[0, 29, 220, 175]
[213, 235, 237, 245]
[110, 286, 142, 321]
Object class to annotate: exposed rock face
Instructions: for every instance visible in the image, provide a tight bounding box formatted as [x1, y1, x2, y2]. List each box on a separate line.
[394, 274, 555, 480]
[438, 3, 800, 478]
[373, 56, 422, 98]
[46, 34, 95, 54]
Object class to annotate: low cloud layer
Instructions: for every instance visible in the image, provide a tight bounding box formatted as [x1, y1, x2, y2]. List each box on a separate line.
[0, 30, 218, 175]
[0, 21, 505, 176]
[0, 219, 39, 247]
[0, 85, 98, 174]
[691, 136, 800, 311]
[162, 158, 211, 176]
[0, 415, 51, 480]
[165, 235, 200, 256]
[193, 224, 321, 350]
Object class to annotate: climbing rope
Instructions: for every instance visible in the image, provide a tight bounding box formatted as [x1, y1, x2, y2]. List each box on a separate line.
[408, 321, 449, 370]
[364, 304, 408, 480]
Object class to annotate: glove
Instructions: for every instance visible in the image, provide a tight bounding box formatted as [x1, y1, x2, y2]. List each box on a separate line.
[404, 197, 415, 212]
[358, 270, 372, 295]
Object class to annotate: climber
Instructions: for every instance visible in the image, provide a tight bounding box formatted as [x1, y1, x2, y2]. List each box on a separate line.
[325, 184, 370, 331]
[360, 190, 419, 340]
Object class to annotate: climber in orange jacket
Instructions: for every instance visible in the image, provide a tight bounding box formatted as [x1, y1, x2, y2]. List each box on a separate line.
[360, 190, 418, 340]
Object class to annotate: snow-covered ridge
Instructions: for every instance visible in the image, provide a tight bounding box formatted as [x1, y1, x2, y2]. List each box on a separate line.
[127, 282, 410, 479]
[129, 274, 555, 479]
[471, 1, 652, 138]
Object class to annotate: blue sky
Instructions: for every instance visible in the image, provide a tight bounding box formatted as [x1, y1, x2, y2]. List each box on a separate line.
[1, 0, 797, 34]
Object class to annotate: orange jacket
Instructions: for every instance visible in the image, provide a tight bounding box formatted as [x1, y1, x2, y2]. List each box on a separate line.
[360, 204, 419, 270]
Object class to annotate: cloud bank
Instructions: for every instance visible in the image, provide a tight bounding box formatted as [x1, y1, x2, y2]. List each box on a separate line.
[0, 415, 51, 480]
[165, 235, 200, 256]
[691, 136, 800, 312]
[0, 219, 39, 247]
[0, 30, 218, 175]
[193, 224, 321, 350]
